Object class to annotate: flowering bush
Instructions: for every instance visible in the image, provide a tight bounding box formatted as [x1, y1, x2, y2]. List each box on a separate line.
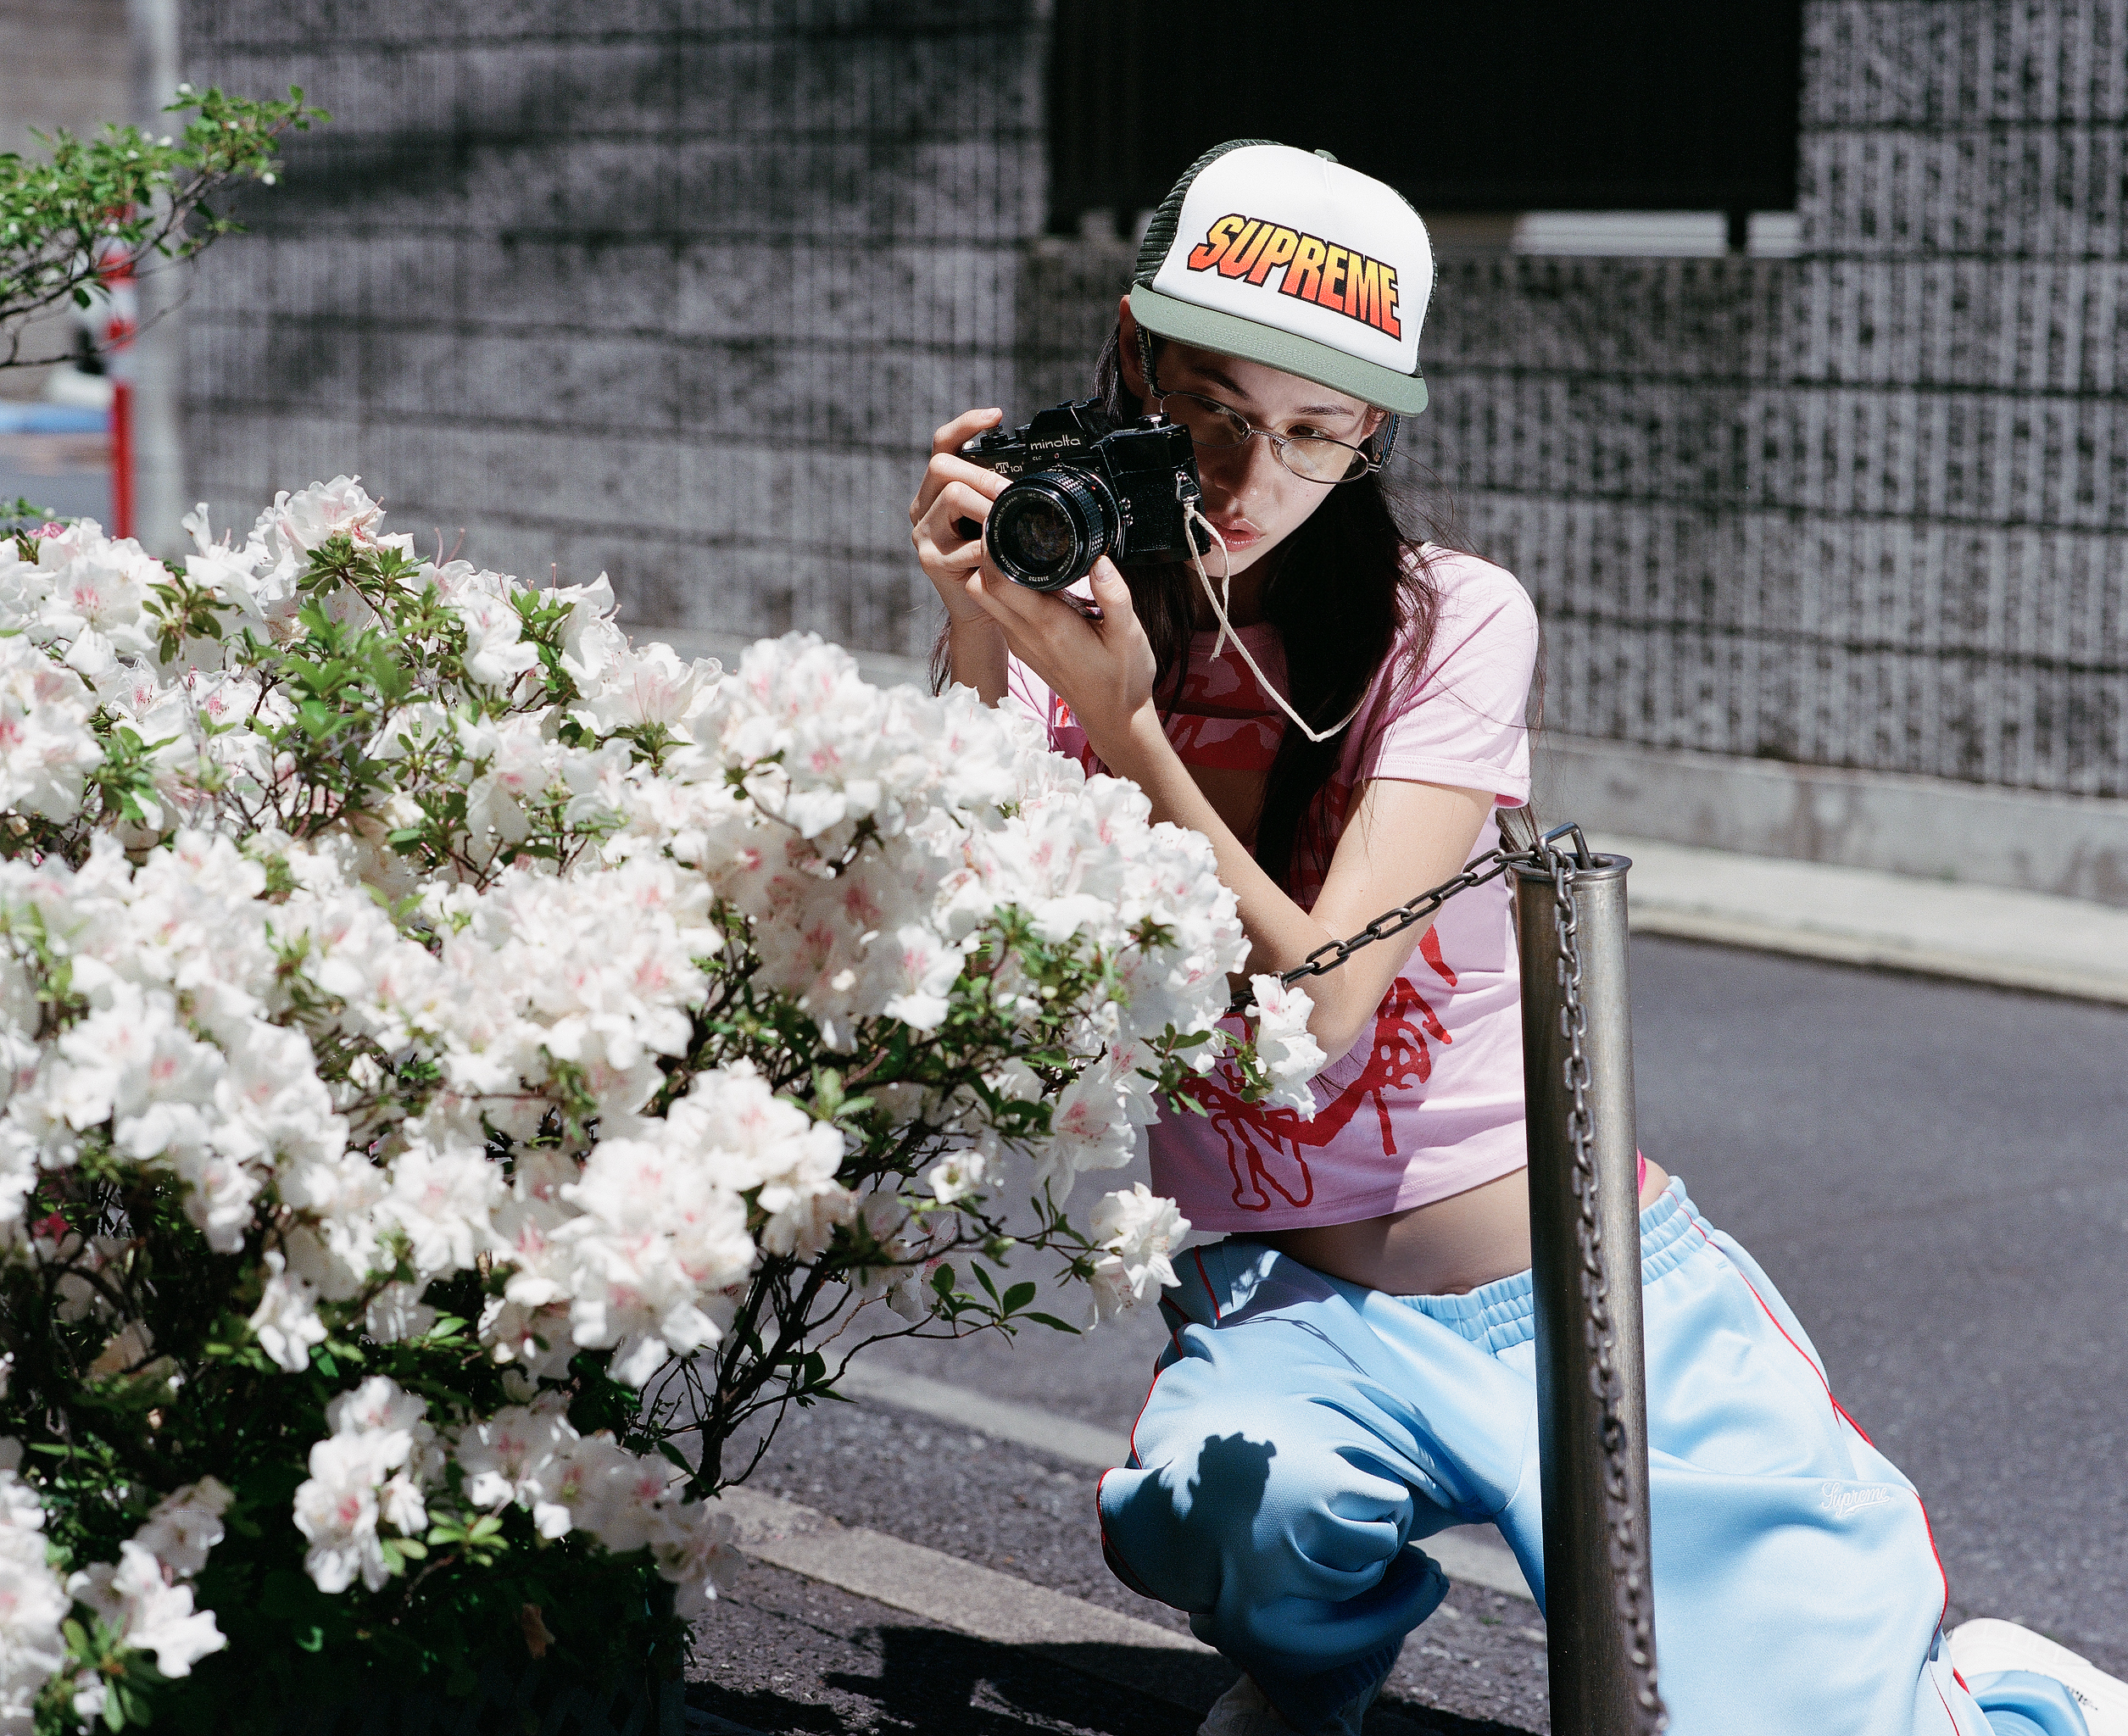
[1, 84, 323, 375]
[0, 481, 1312, 1731]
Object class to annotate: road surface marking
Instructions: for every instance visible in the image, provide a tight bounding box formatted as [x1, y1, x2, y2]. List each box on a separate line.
[833, 1361, 1134, 1466]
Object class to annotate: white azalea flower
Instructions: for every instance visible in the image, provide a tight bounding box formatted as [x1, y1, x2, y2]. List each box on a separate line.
[248, 1249, 328, 1373]
[1085, 1183, 1190, 1324]
[131, 1477, 233, 1579]
[453, 1402, 578, 1538]
[67, 1542, 226, 1678]
[0, 637, 99, 821]
[1245, 974, 1325, 1115]
[578, 641, 720, 737]
[292, 1377, 440, 1594]
[0, 1442, 68, 1726]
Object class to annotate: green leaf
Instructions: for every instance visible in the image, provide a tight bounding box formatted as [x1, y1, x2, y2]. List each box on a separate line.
[1023, 1312, 1082, 1333]
[1001, 1281, 1037, 1313]
[973, 1264, 1001, 1305]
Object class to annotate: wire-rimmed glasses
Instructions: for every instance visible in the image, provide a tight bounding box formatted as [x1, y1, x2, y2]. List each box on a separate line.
[1156, 388, 1379, 484]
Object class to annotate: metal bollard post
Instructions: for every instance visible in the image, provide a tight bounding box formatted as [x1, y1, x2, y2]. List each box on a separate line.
[1513, 849, 1666, 1734]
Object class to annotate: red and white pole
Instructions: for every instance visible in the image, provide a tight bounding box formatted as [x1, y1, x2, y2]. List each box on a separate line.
[97, 238, 139, 538]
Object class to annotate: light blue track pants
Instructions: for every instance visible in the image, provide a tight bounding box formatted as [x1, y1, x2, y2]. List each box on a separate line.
[1097, 1180, 2086, 1736]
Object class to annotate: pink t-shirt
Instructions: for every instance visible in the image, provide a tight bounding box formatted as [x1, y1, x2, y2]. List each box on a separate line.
[1006, 548, 1540, 1231]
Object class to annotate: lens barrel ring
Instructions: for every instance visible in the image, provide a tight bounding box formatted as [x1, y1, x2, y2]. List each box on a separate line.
[984, 467, 1118, 591]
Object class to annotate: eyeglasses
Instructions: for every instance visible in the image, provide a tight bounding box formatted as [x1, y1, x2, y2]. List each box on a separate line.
[1156, 388, 1379, 485]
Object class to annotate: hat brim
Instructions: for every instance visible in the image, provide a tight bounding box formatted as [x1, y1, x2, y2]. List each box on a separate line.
[1129, 283, 1429, 416]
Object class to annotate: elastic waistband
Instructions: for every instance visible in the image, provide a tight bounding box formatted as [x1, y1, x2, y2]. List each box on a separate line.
[1395, 1178, 1706, 1355]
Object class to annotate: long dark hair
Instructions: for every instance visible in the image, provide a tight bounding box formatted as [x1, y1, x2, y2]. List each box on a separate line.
[933, 327, 1473, 897]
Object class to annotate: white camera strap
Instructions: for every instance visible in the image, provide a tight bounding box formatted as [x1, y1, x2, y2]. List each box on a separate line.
[1181, 497, 1365, 746]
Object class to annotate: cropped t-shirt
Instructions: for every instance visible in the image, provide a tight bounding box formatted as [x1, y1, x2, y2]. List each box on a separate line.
[1005, 548, 1540, 1231]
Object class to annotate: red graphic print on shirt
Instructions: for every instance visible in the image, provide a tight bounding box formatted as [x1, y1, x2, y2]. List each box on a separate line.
[1042, 628, 1351, 896]
[1184, 936, 1457, 1213]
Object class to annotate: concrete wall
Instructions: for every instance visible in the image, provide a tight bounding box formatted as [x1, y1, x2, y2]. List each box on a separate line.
[177, 0, 1046, 657]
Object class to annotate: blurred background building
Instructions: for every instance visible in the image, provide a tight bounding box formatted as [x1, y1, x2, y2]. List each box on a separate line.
[0, 0, 133, 520]
[8, 1, 2125, 901]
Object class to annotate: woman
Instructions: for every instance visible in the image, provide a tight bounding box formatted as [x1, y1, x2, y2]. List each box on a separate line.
[909, 141, 2103, 1736]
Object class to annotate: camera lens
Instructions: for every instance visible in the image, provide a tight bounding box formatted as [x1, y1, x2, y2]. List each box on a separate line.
[985, 468, 1113, 590]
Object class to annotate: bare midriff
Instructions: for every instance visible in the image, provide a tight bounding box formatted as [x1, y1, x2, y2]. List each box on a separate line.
[1262, 1155, 1673, 1298]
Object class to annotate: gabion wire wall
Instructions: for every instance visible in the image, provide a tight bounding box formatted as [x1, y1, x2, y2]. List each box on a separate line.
[181, 0, 2128, 797]
[177, 0, 1046, 661]
[1398, 0, 2128, 797]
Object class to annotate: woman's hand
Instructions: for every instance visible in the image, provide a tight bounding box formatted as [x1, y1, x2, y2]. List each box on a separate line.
[966, 558, 1160, 760]
[908, 408, 1158, 749]
[910, 409, 1011, 626]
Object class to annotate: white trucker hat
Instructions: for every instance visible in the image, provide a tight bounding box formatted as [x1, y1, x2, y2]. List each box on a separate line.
[1129, 140, 1434, 415]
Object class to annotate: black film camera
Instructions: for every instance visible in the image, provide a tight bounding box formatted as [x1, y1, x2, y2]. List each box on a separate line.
[958, 399, 1210, 590]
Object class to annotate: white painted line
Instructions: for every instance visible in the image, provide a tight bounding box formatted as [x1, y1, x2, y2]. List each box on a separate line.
[832, 1361, 1134, 1469]
[1418, 1529, 1535, 1602]
[721, 1484, 1214, 1657]
[833, 1361, 1536, 1602]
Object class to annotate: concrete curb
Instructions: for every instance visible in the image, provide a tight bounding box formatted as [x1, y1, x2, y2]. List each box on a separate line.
[832, 1363, 1134, 1471]
[722, 1485, 1215, 1660]
[1600, 833, 2128, 1006]
[718, 1486, 1490, 1733]
[718, 1486, 1244, 1721]
[1536, 733, 2128, 910]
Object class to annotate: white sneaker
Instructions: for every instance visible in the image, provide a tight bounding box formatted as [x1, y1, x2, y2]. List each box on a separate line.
[1947, 1618, 2128, 1736]
[1197, 1672, 1379, 1736]
[1200, 1676, 1297, 1736]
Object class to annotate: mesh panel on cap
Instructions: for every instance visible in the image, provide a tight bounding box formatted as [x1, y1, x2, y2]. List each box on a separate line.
[1132, 137, 1278, 287]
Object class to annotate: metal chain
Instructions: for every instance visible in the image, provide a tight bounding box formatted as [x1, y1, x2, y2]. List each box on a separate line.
[1546, 840, 1667, 1730]
[1267, 817, 1579, 993]
[1271, 844, 1522, 989]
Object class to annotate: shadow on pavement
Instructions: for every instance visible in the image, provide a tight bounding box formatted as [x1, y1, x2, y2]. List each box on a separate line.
[689, 1623, 1536, 1736]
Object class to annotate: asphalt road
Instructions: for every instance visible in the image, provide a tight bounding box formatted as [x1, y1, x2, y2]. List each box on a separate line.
[703, 936, 2127, 1732]
[0, 436, 109, 521]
